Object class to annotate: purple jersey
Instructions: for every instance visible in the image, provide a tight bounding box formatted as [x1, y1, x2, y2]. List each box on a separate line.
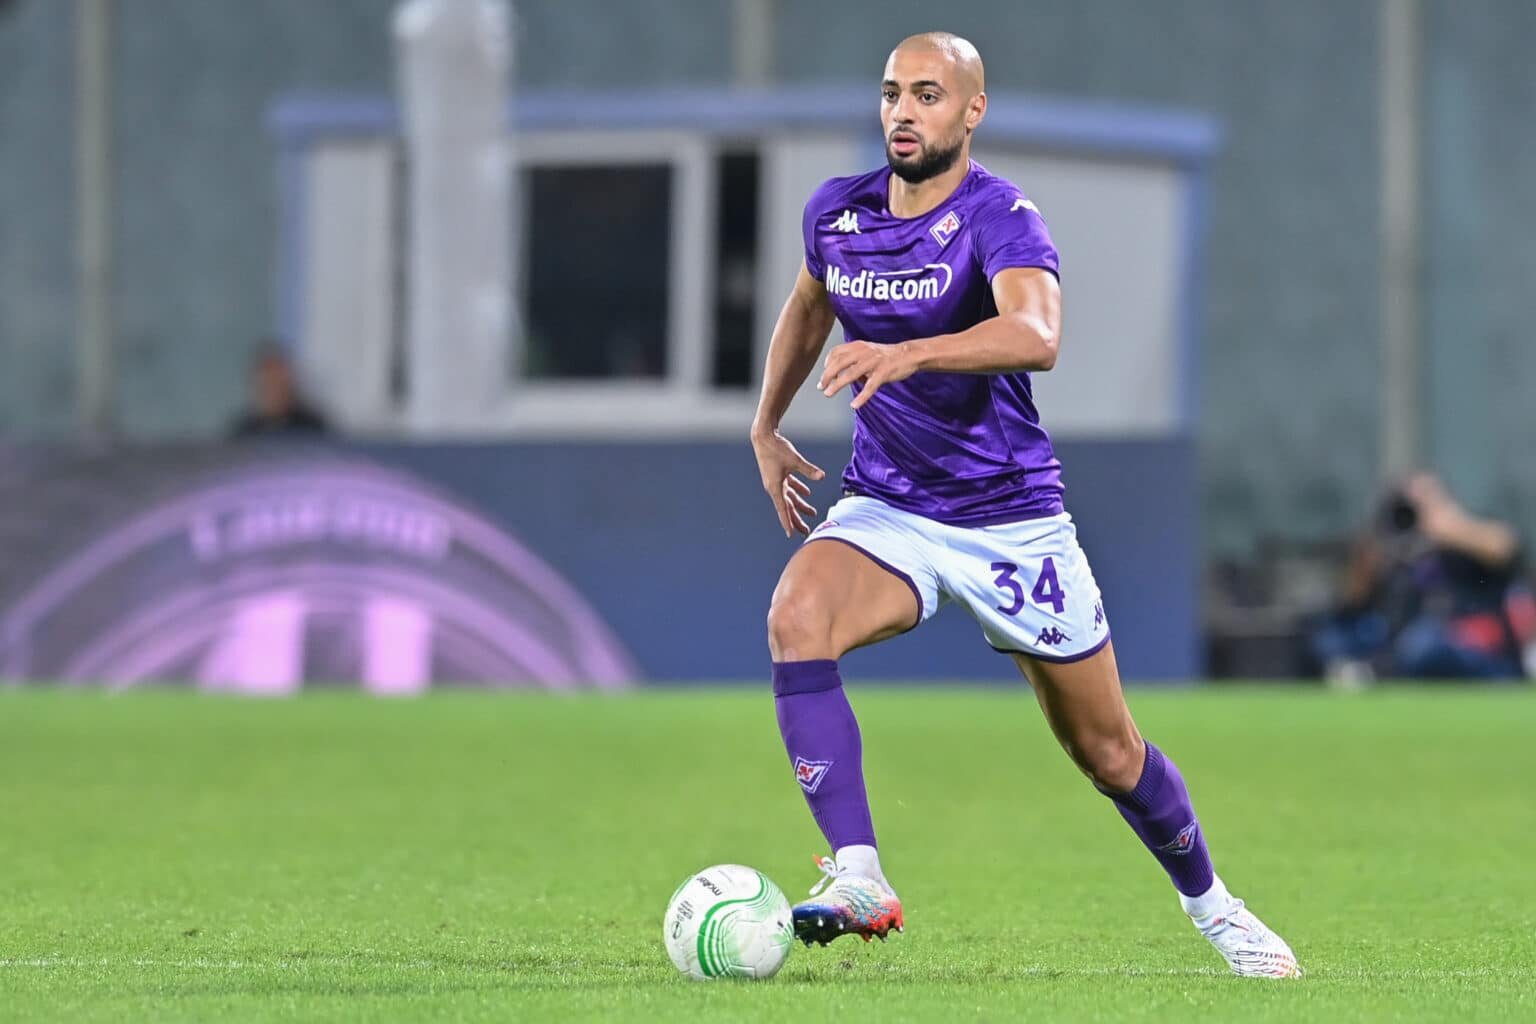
[804, 160, 1063, 526]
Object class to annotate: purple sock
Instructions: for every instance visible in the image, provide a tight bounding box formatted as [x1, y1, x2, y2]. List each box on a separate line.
[772, 660, 876, 850]
[1104, 741, 1215, 896]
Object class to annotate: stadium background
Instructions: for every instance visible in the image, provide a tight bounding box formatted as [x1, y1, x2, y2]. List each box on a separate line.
[4, 0, 1536, 686]
[2, 2, 1534, 1020]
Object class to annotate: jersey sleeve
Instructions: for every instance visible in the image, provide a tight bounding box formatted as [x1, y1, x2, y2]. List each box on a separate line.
[972, 188, 1060, 282]
[801, 191, 826, 281]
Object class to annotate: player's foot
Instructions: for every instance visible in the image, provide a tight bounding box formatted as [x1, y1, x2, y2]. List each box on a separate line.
[1188, 890, 1302, 978]
[792, 855, 904, 947]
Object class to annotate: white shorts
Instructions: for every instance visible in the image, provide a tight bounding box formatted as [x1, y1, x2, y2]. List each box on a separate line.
[808, 495, 1111, 663]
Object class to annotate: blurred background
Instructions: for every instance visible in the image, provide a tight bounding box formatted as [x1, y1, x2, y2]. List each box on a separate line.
[1, 0, 1533, 691]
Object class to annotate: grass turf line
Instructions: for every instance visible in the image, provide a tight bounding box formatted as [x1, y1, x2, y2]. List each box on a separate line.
[1, 686, 1532, 1022]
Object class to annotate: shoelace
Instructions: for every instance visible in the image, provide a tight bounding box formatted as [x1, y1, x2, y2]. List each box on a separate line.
[807, 855, 842, 897]
[1205, 899, 1257, 936]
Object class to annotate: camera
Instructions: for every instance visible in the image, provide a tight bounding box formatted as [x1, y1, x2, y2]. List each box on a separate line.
[1379, 490, 1419, 535]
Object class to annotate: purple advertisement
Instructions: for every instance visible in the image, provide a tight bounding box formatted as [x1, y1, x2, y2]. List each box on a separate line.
[0, 447, 635, 692]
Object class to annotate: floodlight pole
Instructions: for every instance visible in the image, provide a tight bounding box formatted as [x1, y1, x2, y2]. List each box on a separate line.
[75, 0, 114, 437]
[394, 0, 514, 434]
[732, 0, 775, 87]
[1379, 0, 1422, 481]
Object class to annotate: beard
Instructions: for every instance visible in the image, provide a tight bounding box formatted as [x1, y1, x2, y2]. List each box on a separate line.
[886, 132, 965, 184]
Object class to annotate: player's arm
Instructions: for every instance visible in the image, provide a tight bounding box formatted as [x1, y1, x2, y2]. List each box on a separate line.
[1405, 474, 1521, 569]
[753, 263, 837, 438]
[818, 267, 1060, 410]
[750, 262, 836, 536]
[908, 267, 1061, 373]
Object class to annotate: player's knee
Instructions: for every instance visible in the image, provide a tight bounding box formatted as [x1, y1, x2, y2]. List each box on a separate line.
[766, 587, 836, 662]
[1077, 734, 1145, 793]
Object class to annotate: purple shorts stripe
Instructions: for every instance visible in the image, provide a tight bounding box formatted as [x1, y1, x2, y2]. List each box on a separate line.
[990, 630, 1112, 664]
[807, 536, 925, 626]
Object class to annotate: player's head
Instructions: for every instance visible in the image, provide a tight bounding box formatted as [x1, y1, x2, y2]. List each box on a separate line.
[881, 32, 987, 184]
[249, 341, 300, 415]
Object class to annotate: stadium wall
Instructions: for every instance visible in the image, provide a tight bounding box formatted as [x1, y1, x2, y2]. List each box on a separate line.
[0, 439, 1197, 687]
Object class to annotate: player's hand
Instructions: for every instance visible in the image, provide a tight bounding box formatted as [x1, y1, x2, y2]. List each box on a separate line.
[1402, 472, 1465, 545]
[819, 341, 920, 410]
[750, 426, 826, 537]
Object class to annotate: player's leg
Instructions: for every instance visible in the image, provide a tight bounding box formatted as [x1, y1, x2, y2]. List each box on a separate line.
[1011, 644, 1301, 977]
[1007, 644, 1212, 896]
[938, 512, 1299, 975]
[768, 535, 919, 872]
[768, 536, 920, 661]
[768, 502, 935, 945]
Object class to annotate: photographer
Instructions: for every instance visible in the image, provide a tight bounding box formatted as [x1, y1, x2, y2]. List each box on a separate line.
[1311, 473, 1535, 683]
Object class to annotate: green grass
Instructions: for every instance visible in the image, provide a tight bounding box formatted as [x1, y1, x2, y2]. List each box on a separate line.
[1, 686, 1533, 1022]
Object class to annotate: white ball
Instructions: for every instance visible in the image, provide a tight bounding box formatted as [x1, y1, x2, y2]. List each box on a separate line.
[663, 864, 794, 980]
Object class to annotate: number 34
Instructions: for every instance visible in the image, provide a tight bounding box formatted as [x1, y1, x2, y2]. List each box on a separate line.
[990, 559, 1065, 616]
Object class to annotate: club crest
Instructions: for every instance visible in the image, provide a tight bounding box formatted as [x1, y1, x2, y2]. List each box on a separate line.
[793, 756, 833, 794]
[1157, 819, 1200, 856]
[930, 210, 961, 247]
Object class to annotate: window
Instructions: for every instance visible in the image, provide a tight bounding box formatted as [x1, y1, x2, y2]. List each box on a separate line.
[711, 151, 760, 389]
[523, 164, 672, 380]
[488, 132, 844, 437]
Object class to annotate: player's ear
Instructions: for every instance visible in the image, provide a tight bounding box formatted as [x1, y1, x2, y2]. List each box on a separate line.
[966, 92, 987, 133]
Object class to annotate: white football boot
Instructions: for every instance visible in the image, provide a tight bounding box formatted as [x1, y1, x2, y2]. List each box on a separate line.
[792, 855, 905, 947]
[1183, 878, 1302, 978]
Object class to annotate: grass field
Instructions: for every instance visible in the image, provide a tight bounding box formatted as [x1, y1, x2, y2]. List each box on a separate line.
[2, 686, 1533, 1022]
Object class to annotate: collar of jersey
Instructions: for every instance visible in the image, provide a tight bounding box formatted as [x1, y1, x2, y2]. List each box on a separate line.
[881, 158, 979, 221]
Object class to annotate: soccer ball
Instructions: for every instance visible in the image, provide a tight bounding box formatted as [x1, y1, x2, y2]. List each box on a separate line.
[663, 864, 794, 980]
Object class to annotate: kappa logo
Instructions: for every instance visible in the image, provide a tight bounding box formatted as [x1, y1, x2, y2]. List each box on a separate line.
[929, 209, 961, 246]
[1010, 197, 1039, 214]
[1093, 602, 1105, 630]
[1157, 819, 1201, 856]
[830, 209, 861, 234]
[1036, 626, 1071, 646]
[793, 756, 833, 794]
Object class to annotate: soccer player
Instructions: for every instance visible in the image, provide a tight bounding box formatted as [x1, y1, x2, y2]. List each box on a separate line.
[750, 32, 1301, 978]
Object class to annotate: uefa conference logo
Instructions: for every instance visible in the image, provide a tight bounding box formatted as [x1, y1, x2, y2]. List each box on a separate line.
[0, 455, 635, 693]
